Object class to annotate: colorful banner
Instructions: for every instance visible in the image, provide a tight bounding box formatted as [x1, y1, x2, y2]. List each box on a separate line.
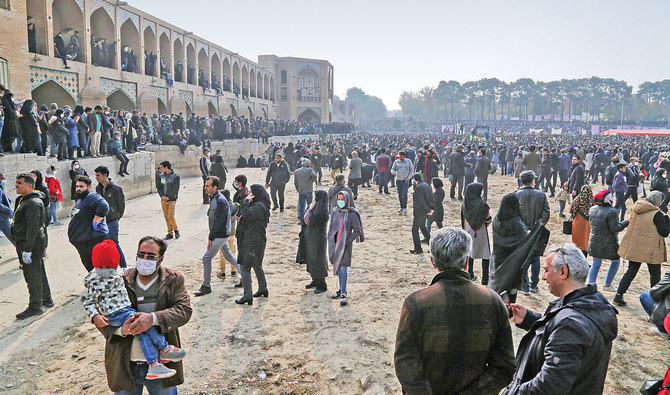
[529, 128, 543, 134]
[551, 128, 562, 134]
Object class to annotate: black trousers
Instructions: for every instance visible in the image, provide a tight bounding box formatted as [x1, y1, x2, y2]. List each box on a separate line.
[348, 178, 362, 199]
[538, 170, 555, 195]
[617, 261, 661, 295]
[476, 176, 489, 202]
[202, 175, 210, 204]
[468, 257, 490, 285]
[17, 238, 51, 310]
[624, 186, 638, 212]
[412, 214, 430, 251]
[116, 152, 129, 174]
[73, 236, 106, 272]
[559, 169, 569, 187]
[270, 182, 286, 209]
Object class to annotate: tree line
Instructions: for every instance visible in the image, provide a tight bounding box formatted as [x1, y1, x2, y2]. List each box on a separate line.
[398, 77, 670, 123]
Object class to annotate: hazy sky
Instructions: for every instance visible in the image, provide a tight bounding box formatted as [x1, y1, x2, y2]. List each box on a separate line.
[132, 0, 670, 110]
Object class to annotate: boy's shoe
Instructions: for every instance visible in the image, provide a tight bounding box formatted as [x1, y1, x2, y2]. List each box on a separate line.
[174, 230, 180, 239]
[159, 345, 187, 363]
[340, 294, 348, 306]
[146, 362, 177, 379]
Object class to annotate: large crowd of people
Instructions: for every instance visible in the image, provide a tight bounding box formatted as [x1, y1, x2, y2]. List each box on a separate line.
[6, 108, 670, 392]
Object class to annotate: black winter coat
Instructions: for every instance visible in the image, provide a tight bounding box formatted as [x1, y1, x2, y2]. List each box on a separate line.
[10, 192, 46, 251]
[568, 162, 585, 194]
[296, 220, 328, 280]
[449, 151, 467, 177]
[431, 187, 445, 222]
[236, 199, 269, 269]
[503, 285, 617, 395]
[412, 181, 434, 217]
[588, 205, 627, 260]
[96, 181, 125, 222]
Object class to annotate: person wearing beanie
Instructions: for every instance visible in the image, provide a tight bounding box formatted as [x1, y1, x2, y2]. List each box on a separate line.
[83, 240, 187, 381]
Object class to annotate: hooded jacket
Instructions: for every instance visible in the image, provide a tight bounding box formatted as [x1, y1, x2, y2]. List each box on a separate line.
[68, 191, 109, 243]
[618, 200, 669, 264]
[588, 204, 628, 260]
[503, 285, 618, 395]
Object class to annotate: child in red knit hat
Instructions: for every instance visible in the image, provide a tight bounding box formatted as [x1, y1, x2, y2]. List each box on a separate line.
[83, 240, 187, 380]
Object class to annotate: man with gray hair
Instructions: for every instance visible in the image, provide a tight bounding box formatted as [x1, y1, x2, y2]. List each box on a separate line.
[504, 242, 618, 395]
[395, 227, 516, 394]
[294, 158, 317, 223]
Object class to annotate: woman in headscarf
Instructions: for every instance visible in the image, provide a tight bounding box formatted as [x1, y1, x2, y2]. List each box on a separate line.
[426, 177, 444, 238]
[587, 189, 629, 288]
[489, 193, 530, 303]
[68, 159, 87, 201]
[235, 184, 271, 305]
[44, 166, 64, 226]
[18, 99, 40, 154]
[328, 190, 364, 306]
[297, 190, 329, 294]
[461, 183, 491, 285]
[650, 168, 669, 213]
[570, 184, 593, 257]
[614, 191, 669, 306]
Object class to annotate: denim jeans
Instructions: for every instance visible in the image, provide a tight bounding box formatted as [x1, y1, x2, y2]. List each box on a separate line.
[523, 256, 541, 291]
[378, 172, 390, 193]
[107, 306, 168, 365]
[107, 220, 127, 268]
[14, 136, 23, 153]
[338, 266, 348, 295]
[297, 192, 312, 223]
[640, 291, 666, 333]
[396, 179, 409, 209]
[50, 202, 58, 224]
[0, 217, 14, 245]
[114, 362, 178, 395]
[588, 258, 620, 285]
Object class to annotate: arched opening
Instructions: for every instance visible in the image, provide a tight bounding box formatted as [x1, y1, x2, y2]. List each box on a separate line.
[210, 53, 221, 94]
[263, 74, 269, 100]
[256, 72, 263, 99]
[248, 106, 253, 119]
[27, 0, 48, 55]
[120, 19, 139, 73]
[186, 42, 196, 84]
[298, 109, 320, 123]
[185, 101, 193, 115]
[31, 80, 76, 108]
[157, 99, 168, 115]
[106, 90, 135, 111]
[173, 38, 183, 82]
[159, 32, 171, 80]
[241, 65, 248, 98]
[222, 58, 231, 92]
[269, 76, 275, 101]
[51, 0, 84, 61]
[143, 26, 157, 76]
[232, 61, 240, 96]
[90, 7, 116, 69]
[230, 104, 237, 117]
[250, 70, 257, 98]
[262, 108, 267, 119]
[197, 48, 209, 90]
[207, 101, 217, 116]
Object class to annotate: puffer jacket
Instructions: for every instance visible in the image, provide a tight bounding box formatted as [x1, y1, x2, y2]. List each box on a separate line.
[619, 200, 669, 264]
[650, 272, 670, 330]
[588, 204, 628, 260]
[503, 285, 618, 395]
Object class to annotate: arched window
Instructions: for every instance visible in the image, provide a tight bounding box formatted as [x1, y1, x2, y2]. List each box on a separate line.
[0, 0, 9, 10]
[0, 58, 10, 89]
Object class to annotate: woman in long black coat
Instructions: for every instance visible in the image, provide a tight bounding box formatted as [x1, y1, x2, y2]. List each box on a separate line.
[68, 159, 87, 200]
[18, 100, 39, 153]
[651, 169, 669, 213]
[426, 177, 444, 238]
[1, 89, 20, 152]
[297, 189, 329, 293]
[235, 184, 270, 305]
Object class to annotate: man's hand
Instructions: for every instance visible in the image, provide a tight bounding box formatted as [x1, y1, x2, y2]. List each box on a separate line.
[120, 315, 136, 336]
[571, 190, 577, 197]
[509, 303, 527, 324]
[127, 312, 153, 335]
[427, 210, 434, 216]
[93, 314, 109, 328]
[161, 196, 169, 202]
[207, 240, 212, 250]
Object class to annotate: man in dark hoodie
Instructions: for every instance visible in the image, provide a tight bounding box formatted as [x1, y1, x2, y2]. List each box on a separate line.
[11, 173, 52, 319]
[68, 175, 109, 271]
[503, 243, 617, 395]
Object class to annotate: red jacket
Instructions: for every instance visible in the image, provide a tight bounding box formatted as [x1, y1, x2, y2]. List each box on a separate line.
[45, 175, 63, 201]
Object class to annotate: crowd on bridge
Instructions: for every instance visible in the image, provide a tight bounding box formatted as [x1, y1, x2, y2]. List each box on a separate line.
[5, 116, 670, 392]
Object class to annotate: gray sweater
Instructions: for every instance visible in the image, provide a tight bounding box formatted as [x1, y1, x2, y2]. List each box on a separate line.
[294, 166, 317, 194]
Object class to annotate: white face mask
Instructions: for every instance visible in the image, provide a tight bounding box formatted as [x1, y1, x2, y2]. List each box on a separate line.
[136, 258, 157, 276]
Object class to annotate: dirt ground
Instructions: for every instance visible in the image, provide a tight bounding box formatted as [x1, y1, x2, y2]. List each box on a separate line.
[0, 168, 668, 394]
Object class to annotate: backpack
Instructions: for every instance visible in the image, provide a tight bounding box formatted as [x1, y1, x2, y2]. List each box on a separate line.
[605, 166, 615, 186]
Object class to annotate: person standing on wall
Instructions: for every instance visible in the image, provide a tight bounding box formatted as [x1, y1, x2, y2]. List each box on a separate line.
[157, 161, 180, 240]
[95, 166, 127, 269]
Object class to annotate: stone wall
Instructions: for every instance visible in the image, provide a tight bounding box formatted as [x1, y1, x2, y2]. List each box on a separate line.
[0, 135, 320, 218]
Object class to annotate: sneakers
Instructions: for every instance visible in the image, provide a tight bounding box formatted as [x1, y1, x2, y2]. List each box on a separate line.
[340, 294, 348, 306]
[331, 290, 341, 299]
[520, 290, 530, 296]
[16, 307, 43, 320]
[613, 293, 627, 306]
[194, 285, 212, 297]
[174, 230, 180, 239]
[216, 272, 226, 279]
[146, 362, 177, 380]
[529, 287, 539, 293]
[159, 345, 187, 363]
[164, 233, 174, 240]
[397, 208, 403, 213]
[651, 326, 670, 340]
[230, 270, 237, 276]
[409, 249, 423, 254]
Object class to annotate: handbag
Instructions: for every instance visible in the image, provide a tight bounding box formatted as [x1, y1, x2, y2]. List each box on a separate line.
[640, 378, 662, 395]
[562, 216, 573, 235]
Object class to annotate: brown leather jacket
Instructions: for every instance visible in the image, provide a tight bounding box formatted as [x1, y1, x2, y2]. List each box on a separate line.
[100, 266, 192, 392]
